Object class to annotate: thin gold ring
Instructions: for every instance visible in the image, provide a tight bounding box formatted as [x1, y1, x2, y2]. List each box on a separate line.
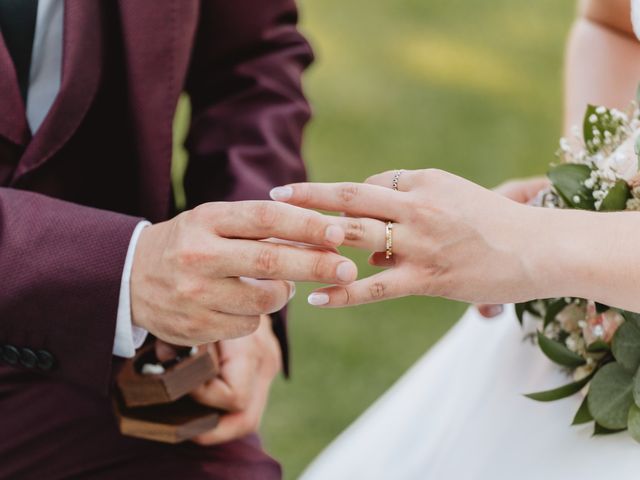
[385, 222, 394, 259]
[392, 170, 403, 191]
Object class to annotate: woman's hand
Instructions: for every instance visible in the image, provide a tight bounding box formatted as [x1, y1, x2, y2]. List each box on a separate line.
[270, 169, 550, 307]
[476, 176, 549, 317]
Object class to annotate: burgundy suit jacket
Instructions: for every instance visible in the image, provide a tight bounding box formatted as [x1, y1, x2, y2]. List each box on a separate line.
[0, 1, 312, 478]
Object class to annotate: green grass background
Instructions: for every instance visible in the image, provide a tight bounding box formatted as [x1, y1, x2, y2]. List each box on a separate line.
[174, 1, 576, 478]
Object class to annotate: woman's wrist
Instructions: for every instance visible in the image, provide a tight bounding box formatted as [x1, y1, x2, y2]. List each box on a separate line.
[526, 206, 640, 309]
[522, 206, 593, 300]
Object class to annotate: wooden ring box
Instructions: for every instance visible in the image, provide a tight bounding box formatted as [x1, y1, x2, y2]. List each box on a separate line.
[113, 344, 221, 444]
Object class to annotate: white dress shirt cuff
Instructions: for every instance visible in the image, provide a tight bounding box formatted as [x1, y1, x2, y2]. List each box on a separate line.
[113, 220, 151, 358]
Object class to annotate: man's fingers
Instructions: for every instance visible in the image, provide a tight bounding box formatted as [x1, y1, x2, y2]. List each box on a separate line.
[191, 374, 271, 446]
[210, 201, 345, 247]
[217, 239, 358, 285]
[307, 270, 404, 307]
[202, 277, 294, 316]
[270, 182, 403, 220]
[197, 312, 261, 343]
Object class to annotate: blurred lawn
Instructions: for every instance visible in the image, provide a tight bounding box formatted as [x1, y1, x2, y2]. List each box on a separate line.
[175, 1, 576, 478]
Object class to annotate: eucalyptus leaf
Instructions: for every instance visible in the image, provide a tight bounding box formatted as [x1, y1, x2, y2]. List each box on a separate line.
[632, 365, 640, 407]
[548, 164, 595, 210]
[586, 340, 610, 353]
[572, 395, 593, 425]
[600, 180, 631, 212]
[583, 104, 624, 155]
[593, 422, 625, 436]
[588, 362, 634, 430]
[612, 321, 640, 372]
[628, 403, 640, 443]
[515, 303, 527, 326]
[537, 331, 586, 367]
[622, 310, 640, 329]
[543, 298, 568, 328]
[525, 373, 592, 402]
[583, 104, 600, 148]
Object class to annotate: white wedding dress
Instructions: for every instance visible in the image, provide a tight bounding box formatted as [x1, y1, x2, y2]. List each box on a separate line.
[301, 5, 640, 479]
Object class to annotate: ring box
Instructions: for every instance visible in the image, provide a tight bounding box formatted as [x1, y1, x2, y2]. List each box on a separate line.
[113, 344, 221, 444]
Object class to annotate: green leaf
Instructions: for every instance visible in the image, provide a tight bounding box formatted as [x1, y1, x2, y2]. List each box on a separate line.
[543, 298, 568, 328]
[586, 340, 610, 353]
[612, 321, 640, 372]
[525, 373, 592, 402]
[595, 302, 610, 314]
[515, 302, 527, 326]
[622, 310, 640, 329]
[593, 422, 625, 436]
[537, 331, 586, 367]
[572, 395, 593, 425]
[583, 104, 600, 148]
[628, 403, 640, 442]
[599, 180, 631, 212]
[631, 365, 640, 407]
[583, 104, 624, 155]
[588, 362, 635, 430]
[548, 164, 595, 210]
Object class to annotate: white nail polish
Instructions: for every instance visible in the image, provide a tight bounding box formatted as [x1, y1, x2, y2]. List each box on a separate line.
[269, 186, 293, 201]
[308, 292, 329, 306]
[288, 283, 297, 300]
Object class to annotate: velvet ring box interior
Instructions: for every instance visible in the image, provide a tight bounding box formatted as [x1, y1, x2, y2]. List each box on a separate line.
[113, 344, 221, 444]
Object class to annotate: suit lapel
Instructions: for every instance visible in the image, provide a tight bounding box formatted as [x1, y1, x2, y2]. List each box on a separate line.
[117, 0, 199, 221]
[0, 34, 29, 146]
[13, 0, 103, 182]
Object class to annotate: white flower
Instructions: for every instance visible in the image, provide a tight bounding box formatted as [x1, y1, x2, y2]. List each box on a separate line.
[589, 114, 598, 123]
[601, 130, 640, 181]
[596, 106, 607, 114]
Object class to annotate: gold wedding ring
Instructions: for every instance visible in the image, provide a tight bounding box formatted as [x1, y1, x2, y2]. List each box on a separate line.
[392, 170, 403, 191]
[385, 221, 394, 259]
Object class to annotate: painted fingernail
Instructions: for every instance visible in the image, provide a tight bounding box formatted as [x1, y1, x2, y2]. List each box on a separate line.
[269, 186, 293, 201]
[308, 292, 330, 306]
[336, 261, 357, 283]
[325, 225, 344, 245]
[478, 304, 504, 318]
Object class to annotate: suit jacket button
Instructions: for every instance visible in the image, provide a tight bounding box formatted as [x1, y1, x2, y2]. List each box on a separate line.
[36, 350, 55, 371]
[19, 348, 38, 368]
[2, 345, 19, 365]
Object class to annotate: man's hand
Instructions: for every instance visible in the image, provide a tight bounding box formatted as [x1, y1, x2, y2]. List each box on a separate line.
[189, 315, 281, 445]
[131, 201, 357, 346]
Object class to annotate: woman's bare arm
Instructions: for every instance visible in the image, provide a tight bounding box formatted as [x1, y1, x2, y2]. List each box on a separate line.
[564, 0, 640, 131]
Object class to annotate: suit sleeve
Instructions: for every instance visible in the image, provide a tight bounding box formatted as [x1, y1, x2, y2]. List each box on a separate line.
[0, 187, 144, 394]
[183, 0, 314, 375]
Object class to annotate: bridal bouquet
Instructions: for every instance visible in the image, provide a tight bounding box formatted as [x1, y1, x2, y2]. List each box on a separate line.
[518, 92, 640, 439]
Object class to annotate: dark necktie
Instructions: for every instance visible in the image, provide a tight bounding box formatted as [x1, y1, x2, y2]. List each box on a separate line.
[0, 0, 39, 103]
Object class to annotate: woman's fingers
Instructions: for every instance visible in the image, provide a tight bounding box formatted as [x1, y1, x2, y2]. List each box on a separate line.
[270, 182, 403, 220]
[492, 177, 550, 204]
[476, 304, 505, 318]
[307, 270, 404, 307]
[364, 169, 415, 191]
[333, 216, 387, 251]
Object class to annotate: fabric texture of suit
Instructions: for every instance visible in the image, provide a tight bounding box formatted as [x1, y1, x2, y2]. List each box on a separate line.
[0, 0, 312, 478]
